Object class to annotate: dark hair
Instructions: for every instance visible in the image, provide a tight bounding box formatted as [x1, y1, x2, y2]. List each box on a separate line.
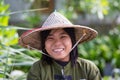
[40, 28, 78, 66]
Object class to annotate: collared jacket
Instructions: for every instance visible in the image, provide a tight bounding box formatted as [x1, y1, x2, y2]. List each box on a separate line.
[27, 58, 102, 80]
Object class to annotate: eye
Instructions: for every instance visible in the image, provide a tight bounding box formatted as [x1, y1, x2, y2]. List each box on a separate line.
[61, 35, 66, 38]
[61, 34, 69, 39]
[46, 36, 54, 41]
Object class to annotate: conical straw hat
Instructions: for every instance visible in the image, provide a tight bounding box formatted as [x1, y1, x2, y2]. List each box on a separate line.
[19, 11, 98, 50]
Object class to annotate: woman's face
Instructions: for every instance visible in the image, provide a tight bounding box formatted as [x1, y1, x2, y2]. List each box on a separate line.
[45, 29, 72, 62]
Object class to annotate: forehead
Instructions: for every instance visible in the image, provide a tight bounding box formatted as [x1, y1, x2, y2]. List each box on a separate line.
[49, 29, 67, 35]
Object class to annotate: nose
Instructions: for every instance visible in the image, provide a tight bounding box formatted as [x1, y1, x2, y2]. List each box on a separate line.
[54, 39, 62, 47]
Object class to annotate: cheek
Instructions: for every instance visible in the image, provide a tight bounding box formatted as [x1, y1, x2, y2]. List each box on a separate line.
[45, 41, 52, 51]
[64, 39, 72, 49]
[45, 41, 49, 49]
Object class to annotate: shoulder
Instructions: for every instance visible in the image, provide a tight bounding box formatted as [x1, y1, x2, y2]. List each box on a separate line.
[32, 60, 47, 68]
[76, 58, 100, 73]
[32, 60, 52, 71]
[76, 58, 101, 79]
[77, 57, 97, 68]
[27, 60, 42, 80]
[32, 60, 41, 67]
[29, 60, 41, 72]
[27, 60, 49, 78]
[30, 59, 49, 73]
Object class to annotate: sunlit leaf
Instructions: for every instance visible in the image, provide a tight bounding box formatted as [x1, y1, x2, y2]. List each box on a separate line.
[0, 16, 9, 26]
[0, 28, 18, 46]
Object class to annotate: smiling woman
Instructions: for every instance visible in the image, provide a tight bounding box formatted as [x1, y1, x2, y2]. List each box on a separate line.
[19, 11, 102, 80]
[40, 28, 76, 65]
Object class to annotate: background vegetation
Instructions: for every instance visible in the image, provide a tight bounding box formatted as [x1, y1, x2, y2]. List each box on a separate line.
[0, 0, 120, 80]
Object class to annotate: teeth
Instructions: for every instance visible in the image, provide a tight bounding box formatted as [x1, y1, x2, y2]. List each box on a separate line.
[53, 48, 63, 52]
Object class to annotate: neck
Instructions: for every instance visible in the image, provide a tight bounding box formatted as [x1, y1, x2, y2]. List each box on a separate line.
[55, 60, 69, 67]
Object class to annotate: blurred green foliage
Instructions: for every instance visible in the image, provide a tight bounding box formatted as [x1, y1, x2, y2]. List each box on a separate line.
[62, 0, 120, 19]
[25, 13, 41, 28]
[0, 0, 9, 26]
[0, 0, 41, 79]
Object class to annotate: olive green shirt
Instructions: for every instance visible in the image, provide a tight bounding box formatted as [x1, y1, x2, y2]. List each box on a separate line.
[27, 58, 102, 80]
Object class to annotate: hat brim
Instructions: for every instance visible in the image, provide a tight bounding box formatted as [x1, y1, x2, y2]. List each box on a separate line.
[19, 24, 98, 50]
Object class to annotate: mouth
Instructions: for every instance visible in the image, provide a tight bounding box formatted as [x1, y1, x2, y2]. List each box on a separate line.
[52, 48, 64, 54]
